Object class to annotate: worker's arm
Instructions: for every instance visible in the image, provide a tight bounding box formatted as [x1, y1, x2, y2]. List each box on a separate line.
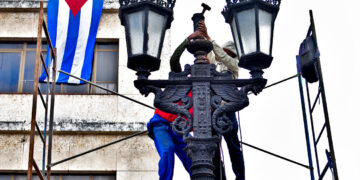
[211, 39, 239, 75]
[170, 30, 203, 73]
[170, 38, 189, 73]
[199, 21, 239, 76]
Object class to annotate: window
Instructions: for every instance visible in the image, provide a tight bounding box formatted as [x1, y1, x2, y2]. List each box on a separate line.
[0, 42, 46, 93]
[0, 51, 21, 92]
[0, 42, 118, 94]
[91, 43, 118, 94]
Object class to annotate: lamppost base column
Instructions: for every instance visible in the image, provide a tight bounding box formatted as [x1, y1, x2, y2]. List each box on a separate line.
[184, 136, 220, 180]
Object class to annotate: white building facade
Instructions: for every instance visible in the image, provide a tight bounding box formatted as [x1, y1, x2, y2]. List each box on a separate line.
[0, 0, 173, 179]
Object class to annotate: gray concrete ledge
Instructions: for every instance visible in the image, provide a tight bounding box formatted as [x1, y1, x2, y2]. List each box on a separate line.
[0, 120, 146, 132]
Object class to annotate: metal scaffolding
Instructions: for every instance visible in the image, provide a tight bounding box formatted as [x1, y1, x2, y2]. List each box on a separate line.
[296, 10, 339, 180]
[27, 1, 56, 180]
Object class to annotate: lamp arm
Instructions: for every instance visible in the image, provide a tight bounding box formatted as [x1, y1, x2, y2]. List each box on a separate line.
[242, 77, 267, 95]
[210, 72, 266, 134]
[133, 63, 266, 136]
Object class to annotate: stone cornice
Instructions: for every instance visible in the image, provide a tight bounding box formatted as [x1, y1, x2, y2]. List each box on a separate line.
[0, 120, 146, 132]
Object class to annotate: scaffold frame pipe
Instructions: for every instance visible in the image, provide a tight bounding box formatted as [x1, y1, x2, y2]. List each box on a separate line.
[296, 56, 315, 180]
[309, 9, 339, 179]
[27, 1, 45, 180]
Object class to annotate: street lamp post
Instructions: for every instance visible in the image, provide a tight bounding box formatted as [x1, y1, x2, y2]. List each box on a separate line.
[119, 0, 280, 179]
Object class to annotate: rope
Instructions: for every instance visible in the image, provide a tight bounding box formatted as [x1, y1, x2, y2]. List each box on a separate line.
[237, 111, 243, 150]
[220, 140, 225, 180]
[219, 141, 223, 180]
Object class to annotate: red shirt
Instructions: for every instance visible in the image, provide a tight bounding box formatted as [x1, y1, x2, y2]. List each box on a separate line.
[154, 91, 193, 122]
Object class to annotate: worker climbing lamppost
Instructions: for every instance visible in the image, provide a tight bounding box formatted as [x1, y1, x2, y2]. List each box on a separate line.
[118, 0, 280, 179]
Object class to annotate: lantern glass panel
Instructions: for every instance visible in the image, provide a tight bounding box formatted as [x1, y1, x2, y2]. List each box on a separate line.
[128, 11, 145, 55]
[231, 18, 242, 57]
[236, 8, 256, 54]
[259, 9, 272, 54]
[147, 10, 167, 58]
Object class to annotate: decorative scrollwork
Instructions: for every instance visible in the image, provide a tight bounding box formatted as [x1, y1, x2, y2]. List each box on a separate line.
[172, 116, 189, 134]
[181, 95, 192, 110]
[211, 84, 249, 135]
[169, 64, 191, 80]
[211, 95, 233, 134]
[133, 64, 193, 136]
[210, 95, 222, 109]
[119, 0, 176, 9]
[210, 64, 232, 79]
[151, 66, 193, 136]
[209, 68, 251, 134]
[155, 85, 193, 136]
[171, 95, 193, 135]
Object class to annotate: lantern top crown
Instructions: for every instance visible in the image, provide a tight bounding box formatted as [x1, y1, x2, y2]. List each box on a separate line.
[222, 0, 281, 23]
[225, 0, 281, 6]
[119, 0, 176, 9]
[119, 0, 176, 29]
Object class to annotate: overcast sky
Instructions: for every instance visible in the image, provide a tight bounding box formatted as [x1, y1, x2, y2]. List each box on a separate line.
[168, 0, 360, 179]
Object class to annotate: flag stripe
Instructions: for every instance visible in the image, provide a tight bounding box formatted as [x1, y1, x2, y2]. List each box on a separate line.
[54, 0, 70, 82]
[80, 0, 103, 82]
[68, 0, 93, 84]
[39, 0, 59, 82]
[57, 9, 81, 82]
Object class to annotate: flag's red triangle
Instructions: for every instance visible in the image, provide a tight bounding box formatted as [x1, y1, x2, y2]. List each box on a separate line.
[65, 0, 89, 17]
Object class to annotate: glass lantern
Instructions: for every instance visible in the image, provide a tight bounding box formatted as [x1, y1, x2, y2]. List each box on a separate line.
[119, 0, 175, 74]
[223, 0, 280, 74]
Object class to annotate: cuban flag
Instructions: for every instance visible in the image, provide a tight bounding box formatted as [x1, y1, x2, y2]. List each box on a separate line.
[40, 0, 103, 84]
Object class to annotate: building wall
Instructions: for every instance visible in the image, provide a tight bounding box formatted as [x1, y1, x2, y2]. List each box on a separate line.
[0, 0, 172, 179]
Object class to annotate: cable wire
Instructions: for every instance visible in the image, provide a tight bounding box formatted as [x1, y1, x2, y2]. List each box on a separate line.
[248, 73, 301, 95]
[58, 70, 155, 110]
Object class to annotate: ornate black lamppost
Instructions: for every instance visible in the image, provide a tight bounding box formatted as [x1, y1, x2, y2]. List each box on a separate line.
[119, 0, 280, 179]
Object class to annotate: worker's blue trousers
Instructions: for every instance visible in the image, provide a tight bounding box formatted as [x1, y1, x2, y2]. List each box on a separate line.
[147, 114, 192, 180]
